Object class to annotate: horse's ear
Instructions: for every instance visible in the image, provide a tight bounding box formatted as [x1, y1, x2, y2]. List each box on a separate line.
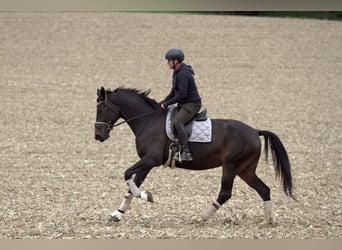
[100, 86, 106, 97]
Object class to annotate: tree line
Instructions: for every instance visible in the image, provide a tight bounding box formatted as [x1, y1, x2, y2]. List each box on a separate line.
[203, 12, 342, 21]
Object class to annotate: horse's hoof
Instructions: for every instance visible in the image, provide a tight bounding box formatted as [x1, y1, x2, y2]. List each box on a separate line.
[190, 216, 205, 224]
[105, 215, 121, 225]
[259, 220, 277, 228]
[146, 191, 154, 203]
[108, 210, 122, 222]
[141, 191, 154, 203]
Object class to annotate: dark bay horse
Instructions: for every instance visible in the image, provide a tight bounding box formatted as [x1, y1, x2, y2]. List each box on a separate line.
[94, 87, 295, 223]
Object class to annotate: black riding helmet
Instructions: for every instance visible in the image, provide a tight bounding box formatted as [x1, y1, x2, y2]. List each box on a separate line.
[165, 48, 184, 63]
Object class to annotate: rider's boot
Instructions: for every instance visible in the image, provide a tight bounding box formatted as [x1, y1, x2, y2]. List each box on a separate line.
[181, 145, 193, 161]
[175, 123, 193, 162]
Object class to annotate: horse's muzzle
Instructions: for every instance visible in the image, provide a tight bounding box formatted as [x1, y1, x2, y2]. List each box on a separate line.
[95, 134, 105, 142]
[94, 122, 111, 142]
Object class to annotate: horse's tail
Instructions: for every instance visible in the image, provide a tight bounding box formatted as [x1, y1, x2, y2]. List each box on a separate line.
[258, 130, 296, 200]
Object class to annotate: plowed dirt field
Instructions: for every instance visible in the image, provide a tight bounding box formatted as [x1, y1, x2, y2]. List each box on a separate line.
[0, 12, 341, 239]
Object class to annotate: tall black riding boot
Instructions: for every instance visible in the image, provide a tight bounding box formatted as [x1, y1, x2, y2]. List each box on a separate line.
[175, 123, 193, 162]
[181, 145, 193, 162]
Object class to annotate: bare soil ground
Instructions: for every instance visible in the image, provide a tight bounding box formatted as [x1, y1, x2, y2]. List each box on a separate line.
[0, 12, 341, 239]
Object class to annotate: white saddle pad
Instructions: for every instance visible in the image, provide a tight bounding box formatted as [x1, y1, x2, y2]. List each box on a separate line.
[165, 108, 212, 143]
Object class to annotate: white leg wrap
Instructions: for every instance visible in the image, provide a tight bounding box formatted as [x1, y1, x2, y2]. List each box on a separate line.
[263, 200, 274, 224]
[118, 193, 133, 212]
[126, 178, 141, 197]
[110, 210, 123, 221]
[203, 201, 221, 221]
[110, 193, 133, 222]
[140, 191, 149, 201]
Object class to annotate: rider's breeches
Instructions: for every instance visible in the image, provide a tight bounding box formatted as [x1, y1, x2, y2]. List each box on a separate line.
[173, 102, 201, 147]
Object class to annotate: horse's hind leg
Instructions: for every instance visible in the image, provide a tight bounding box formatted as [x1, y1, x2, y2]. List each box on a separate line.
[238, 162, 274, 224]
[202, 164, 237, 221]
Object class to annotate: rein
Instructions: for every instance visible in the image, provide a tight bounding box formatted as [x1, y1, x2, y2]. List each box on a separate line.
[111, 110, 159, 128]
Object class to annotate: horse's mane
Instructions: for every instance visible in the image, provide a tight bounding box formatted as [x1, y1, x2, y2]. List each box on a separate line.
[108, 87, 159, 108]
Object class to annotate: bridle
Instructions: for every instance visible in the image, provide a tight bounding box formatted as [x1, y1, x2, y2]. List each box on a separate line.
[94, 93, 118, 133]
[94, 92, 159, 132]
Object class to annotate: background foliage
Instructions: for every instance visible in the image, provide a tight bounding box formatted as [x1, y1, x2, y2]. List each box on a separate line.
[178, 11, 342, 21]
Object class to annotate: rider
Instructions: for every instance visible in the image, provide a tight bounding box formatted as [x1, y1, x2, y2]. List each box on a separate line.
[160, 48, 202, 161]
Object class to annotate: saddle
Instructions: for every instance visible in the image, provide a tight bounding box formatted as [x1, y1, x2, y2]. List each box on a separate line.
[164, 106, 212, 168]
[169, 106, 208, 137]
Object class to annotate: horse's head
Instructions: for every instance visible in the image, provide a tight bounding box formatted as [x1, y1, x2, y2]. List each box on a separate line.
[94, 87, 120, 142]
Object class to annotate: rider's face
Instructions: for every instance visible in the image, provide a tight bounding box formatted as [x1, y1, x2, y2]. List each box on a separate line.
[167, 59, 174, 69]
[167, 59, 179, 69]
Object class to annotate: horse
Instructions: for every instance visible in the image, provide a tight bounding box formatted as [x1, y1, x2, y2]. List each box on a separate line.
[94, 86, 295, 224]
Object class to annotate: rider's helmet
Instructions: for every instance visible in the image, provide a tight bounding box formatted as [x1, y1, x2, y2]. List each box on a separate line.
[165, 48, 184, 63]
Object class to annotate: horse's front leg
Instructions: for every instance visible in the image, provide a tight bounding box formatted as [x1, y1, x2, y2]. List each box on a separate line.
[109, 155, 159, 221]
[126, 175, 154, 202]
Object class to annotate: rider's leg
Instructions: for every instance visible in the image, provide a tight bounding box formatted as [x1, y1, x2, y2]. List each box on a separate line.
[173, 102, 201, 161]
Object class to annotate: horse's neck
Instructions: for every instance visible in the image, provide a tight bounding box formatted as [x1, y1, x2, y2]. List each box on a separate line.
[119, 102, 159, 135]
[120, 103, 155, 120]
